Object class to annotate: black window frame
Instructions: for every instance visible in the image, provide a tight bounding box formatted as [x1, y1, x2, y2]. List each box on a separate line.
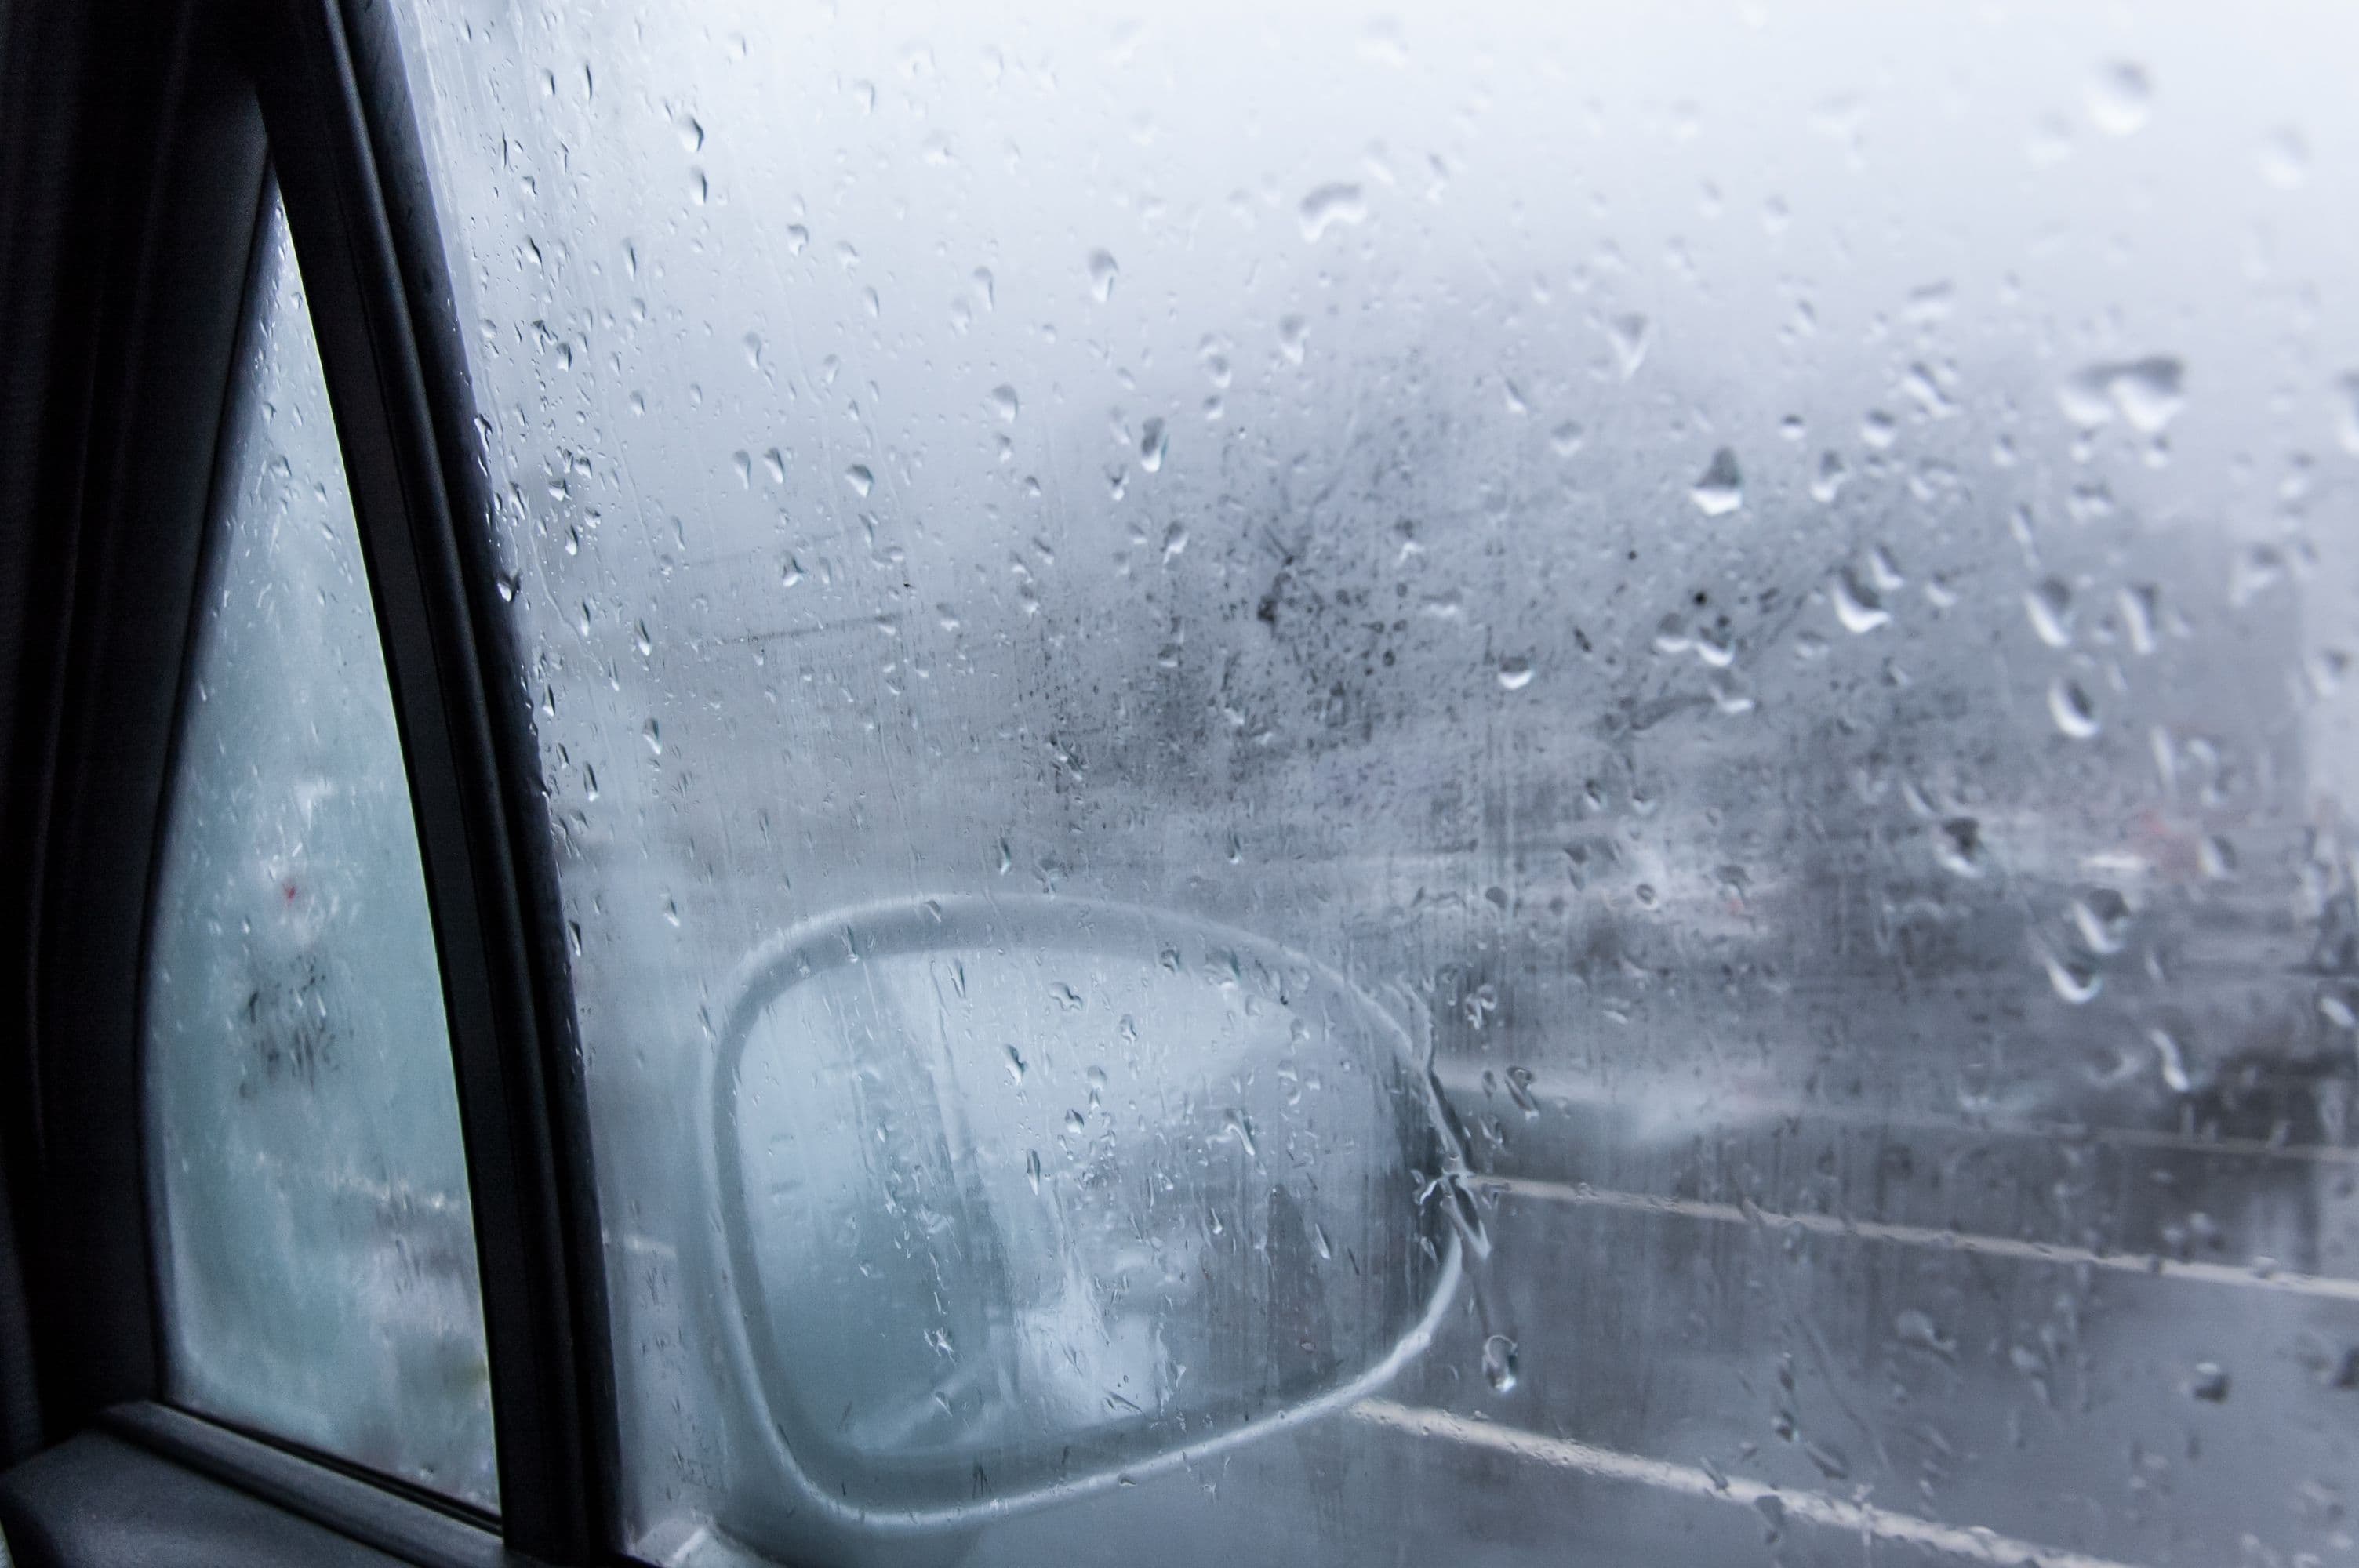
[0, 0, 616, 1561]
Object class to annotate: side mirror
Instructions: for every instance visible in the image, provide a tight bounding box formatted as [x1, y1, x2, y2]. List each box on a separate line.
[699, 895, 1463, 1559]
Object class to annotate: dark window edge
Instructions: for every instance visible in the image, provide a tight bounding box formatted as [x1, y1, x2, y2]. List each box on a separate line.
[3, 0, 616, 1552]
[245, 0, 615, 1556]
[333, 0, 623, 1548]
[13, 0, 270, 1438]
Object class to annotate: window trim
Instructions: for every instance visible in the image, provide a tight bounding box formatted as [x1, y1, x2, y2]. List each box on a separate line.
[2, 0, 615, 1559]
[98, 1401, 507, 1568]
[13, 0, 271, 1439]
[245, 1, 614, 1555]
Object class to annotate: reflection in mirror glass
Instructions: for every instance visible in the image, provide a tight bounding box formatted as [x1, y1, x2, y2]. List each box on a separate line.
[711, 898, 1458, 1532]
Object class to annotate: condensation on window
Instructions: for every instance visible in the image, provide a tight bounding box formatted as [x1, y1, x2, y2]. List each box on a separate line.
[144, 185, 496, 1509]
[395, 4, 2359, 1563]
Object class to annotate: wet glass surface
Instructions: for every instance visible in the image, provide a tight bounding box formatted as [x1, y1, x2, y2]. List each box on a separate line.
[389, 4, 2359, 1562]
[144, 188, 495, 1508]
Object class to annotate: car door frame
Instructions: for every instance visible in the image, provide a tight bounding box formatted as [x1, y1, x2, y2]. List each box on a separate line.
[0, 0, 613, 1560]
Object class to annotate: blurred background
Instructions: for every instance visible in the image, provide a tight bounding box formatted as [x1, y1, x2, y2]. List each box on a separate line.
[381, 2, 2359, 1562]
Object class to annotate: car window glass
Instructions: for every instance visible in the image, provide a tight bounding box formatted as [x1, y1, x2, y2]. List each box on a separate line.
[144, 183, 497, 1511]
[391, 4, 2359, 1563]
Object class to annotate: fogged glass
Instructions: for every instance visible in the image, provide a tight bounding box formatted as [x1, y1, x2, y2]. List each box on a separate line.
[394, 3, 2359, 1563]
[144, 188, 496, 1509]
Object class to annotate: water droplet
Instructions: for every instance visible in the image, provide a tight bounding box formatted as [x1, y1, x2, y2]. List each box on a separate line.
[1809, 451, 1848, 504]
[2069, 888, 2131, 955]
[1549, 422, 1586, 456]
[1830, 570, 1888, 634]
[1278, 314, 1309, 365]
[844, 464, 874, 497]
[1359, 15, 1408, 67]
[1198, 336, 1234, 389]
[1496, 655, 1536, 691]
[1894, 1309, 1956, 1359]
[1004, 1044, 1027, 1084]
[675, 114, 705, 152]
[2189, 1361, 2230, 1402]
[1087, 249, 1119, 303]
[1804, 1437, 1851, 1481]
[784, 223, 809, 255]
[987, 384, 1019, 423]
[2231, 544, 2287, 608]
[2110, 360, 2184, 434]
[2043, 951, 2103, 1004]
[1605, 312, 1652, 378]
[2048, 677, 2101, 739]
[2199, 833, 2238, 880]
[642, 718, 662, 757]
[1298, 182, 1369, 241]
[1139, 416, 1168, 473]
[2087, 60, 2152, 136]
[1481, 1334, 1519, 1392]
[634, 619, 653, 657]
[1161, 522, 1189, 563]
[1688, 448, 1743, 516]
[2026, 578, 2075, 648]
[2150, 1027, 2191, 1093]
[2335, 372, 2359, 456]
[2059, 357, 2183, 433]
[2053, 362, 2121, 430]
[1934, 816, 1984, 877]
[2260, 126, 2311, 188]
[1866, 545, 1903, 592]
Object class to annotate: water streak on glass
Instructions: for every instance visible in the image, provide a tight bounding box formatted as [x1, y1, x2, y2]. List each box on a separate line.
[390, 4, 2359, 1562]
